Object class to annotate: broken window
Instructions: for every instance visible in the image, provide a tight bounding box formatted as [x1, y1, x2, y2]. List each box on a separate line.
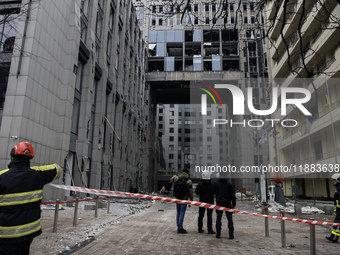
[174, 59, 182, 71]
[222, 29, 238, 41]
[148, 59, 164, 72]
[203, 30, 219, 42]
[204, 42, 219, 56]
[185, 29, 201, 42]
[222, 44, 238, 56]
[167, 43, 183, 56]
[148, 44, 156, 56]
[185, 58, 193, 71]
[204, 59, 212, 71]
[223, 59, 239, 71]
[185, 44, 201, 56]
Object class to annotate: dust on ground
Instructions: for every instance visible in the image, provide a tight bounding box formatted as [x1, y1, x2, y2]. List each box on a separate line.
[30, 195, 335, 255]
[30, 198, 152, 255]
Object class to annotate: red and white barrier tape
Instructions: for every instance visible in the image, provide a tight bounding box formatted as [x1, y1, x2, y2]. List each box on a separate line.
[49, 184, 340, 226]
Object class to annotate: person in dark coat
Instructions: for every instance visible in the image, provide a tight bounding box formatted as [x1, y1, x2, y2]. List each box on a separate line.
[195, 172, 215, 234]
[212, 173, 236, 239]
[326, 173, 340, 243]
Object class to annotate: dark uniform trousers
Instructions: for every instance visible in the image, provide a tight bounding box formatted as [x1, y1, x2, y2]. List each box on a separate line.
[0, 238, 33, 255]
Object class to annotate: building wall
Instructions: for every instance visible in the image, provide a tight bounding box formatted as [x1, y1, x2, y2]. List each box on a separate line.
[0, 0, 152, 199]
[264, 0, 340, 199]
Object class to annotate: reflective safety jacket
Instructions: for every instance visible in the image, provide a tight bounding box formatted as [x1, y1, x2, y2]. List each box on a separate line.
[334, 183, 340, 214]
[0, 159, 61, 243]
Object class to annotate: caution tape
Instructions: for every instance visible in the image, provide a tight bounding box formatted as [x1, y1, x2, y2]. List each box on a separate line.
[49, 184, 340, 226]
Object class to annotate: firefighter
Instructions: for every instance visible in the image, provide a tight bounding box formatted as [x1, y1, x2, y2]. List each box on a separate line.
[0, 141, 62, 254]
[326, 173, 340, 243]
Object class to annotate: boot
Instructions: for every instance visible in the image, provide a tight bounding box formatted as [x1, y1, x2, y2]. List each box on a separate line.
[229, 231, 234, 240]
[216, 230, 221, 239]
[326, 233, 338, 243]
[326, 234, 334, 242]
[208, 229, 216, 234]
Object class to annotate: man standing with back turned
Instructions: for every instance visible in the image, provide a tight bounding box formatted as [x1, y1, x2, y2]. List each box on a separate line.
[195, 172, 215, 234]
[170, 168, 193, 234]
[212, 173, 236, 239]
[0, 141, 62, 255]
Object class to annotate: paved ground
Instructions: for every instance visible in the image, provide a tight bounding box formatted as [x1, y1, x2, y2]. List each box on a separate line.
[69, 201, 339, 255]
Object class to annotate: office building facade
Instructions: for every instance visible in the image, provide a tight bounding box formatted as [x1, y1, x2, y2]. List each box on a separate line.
[264, 0, 340, 199]
[0, 0, 154, 199]
[136, 0, 270, 192]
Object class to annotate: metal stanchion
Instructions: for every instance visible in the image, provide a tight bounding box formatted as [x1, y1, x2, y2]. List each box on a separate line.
[95, 196, 99, 218]
[107, 197, 110, 214]
[262, 202, 269, 237]
[280, 209, 286, 247]
[309, 219, 316, 255]
[53, 199, 59, 233]
[73, 197, 79, 226]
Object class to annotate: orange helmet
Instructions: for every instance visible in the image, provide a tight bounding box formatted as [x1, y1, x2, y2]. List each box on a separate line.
[10, 141, 34, 159]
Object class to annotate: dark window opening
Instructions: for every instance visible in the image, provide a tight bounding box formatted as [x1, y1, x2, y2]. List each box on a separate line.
[185, 31, 193, 42]
[203, 30, 219, 42]
[175, 59, 183, 71]
[167, 43, 183, 56]
[222, 44, 238, 56]
[222, 29, 238, 41]
[148, 60, 164, 72]
[185, 44, 201, 56]
[185, 58, 193, 71]
[204, 43, 219, 56]
[223, 59, 239, 71]
[204, 59, 212, 71]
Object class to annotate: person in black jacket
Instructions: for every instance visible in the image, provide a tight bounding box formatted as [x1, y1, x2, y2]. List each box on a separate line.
[195, 172, 215, 234]
[326, 173, 340, 243]
[212, 173, 236, 239]
[0, 141, 62, 255]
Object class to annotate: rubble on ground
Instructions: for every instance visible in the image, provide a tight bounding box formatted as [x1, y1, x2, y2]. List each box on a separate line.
[253, 200, 325, 214]
[32, 198, 152, 255]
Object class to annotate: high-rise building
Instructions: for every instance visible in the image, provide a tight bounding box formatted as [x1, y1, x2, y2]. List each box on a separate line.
[136, 0, 270, 192]
[264, 1, 340, 199]
[0, 0, 153, 198]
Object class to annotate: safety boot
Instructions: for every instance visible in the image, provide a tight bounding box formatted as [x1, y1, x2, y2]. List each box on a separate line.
[326, 233, 339, 243]
[229, 231, 234, 239]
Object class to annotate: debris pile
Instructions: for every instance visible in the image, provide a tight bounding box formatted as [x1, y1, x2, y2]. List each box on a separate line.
[254, 200, 325, 214]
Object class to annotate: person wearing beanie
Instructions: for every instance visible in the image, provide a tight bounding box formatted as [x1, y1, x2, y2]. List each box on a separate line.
[170, 168, 193, 233]
[195, 172, 215, 234]
[212, 172, 236, 239]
